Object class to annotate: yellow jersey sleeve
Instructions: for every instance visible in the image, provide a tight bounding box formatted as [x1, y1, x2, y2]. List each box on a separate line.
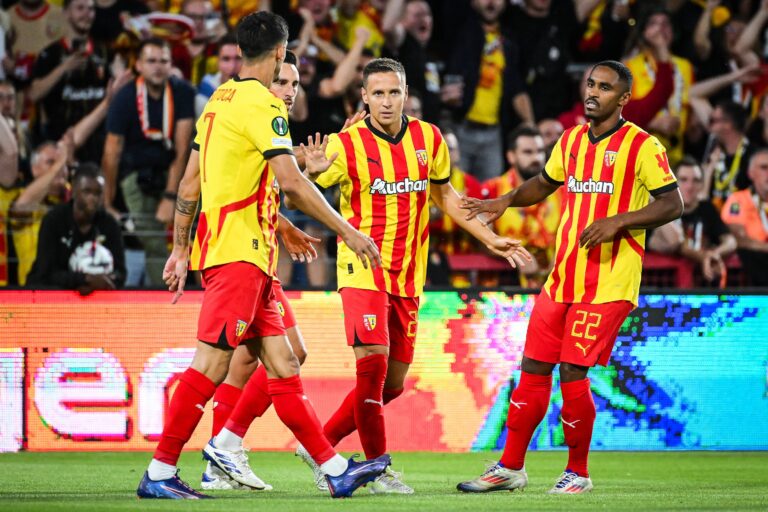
[543, 132, 566, 184]
[638, 136, 678, 195]
[315, 132, 348, 188]
[242, 100, 294, 158]
[430, 130, 451, 183]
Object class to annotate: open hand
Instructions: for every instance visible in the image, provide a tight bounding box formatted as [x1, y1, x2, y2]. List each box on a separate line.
[341, 227, 382, 270]
[486, 236, 533, 269]
[280, 223, 322, 263]
[342, 110, 368, 130]
[300, 132, 338, 178]
[461, 195, 509, 224]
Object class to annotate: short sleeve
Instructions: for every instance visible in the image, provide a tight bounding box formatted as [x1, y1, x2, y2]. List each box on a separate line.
[430, 128, 451, 184]
[105, 83, 134, 137]
[172, 78, 196, 121]
[242, 98, 294, 159]
[637, 136, 678, 196]
[542, 133, 566, 184]
[315, 133, 347, 188]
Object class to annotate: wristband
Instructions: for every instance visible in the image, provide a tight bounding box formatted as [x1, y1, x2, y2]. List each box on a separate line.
[162, 191, 178, 201]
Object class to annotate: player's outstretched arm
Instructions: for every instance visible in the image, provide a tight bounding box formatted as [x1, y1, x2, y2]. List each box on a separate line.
[270, 153, 382, 270]
[277, 212, 321, 263]
[579, 188, 684, 250]
[432, 182, 532, 269]
[163, 150, 201, 303]
[461, 173, 559, 224]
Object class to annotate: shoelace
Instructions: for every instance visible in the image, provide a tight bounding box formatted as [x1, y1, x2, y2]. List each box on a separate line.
[481, 461, 503, 477]
[172, 471, 198, 493]
[554, 472, 578, 489]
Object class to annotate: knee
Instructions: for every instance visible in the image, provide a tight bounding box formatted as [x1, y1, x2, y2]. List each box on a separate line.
[559, 362, 589, 383]
[270, 354, 301, 379]
[355, 345, 389, 359]
[521, 356, 555, 376]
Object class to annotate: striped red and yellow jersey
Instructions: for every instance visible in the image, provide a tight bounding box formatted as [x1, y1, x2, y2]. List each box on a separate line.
[542, 120, 678, 306]
[190, 76, 293, 276]
[316, 115, 451, 297]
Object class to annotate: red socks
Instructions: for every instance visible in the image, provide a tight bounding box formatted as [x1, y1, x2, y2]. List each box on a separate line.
[560, 378, 596, 477]
[154, 368, 216, 465]
[223, 365, 271, 438]
[500, 371, 552, 470]
[353, 354, 388, 459]
[212, 383, 241, 437]
[324, 385, 404, 447]
[268, 375, 336, 465]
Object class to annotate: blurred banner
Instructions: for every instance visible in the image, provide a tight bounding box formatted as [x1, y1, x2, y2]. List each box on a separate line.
[1, 291, 767, 453]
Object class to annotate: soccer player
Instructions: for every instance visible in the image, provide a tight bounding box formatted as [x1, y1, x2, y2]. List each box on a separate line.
[200, 50, 321, 491]
[136, 12, 390, 500]
[296, 57, 531, 494]
[457, 60, 684, 494]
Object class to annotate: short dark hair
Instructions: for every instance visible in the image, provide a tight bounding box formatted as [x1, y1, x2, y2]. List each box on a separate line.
[138, 37, 170, 56]
[715, 100, 748, 133]
[72, 162, 103, 185]
[219, 32, 238, 49]
[284, 50, 297, 67]
[236, 11, 288, 61]
[362, 58, 406, 87]
[506, 125, 541, 152]
[591, 60, 633, 93]
[674, 155, 701, 175]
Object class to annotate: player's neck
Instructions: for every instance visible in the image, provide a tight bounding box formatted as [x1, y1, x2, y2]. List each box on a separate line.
[238, 63, 273, 89]
[370, 115, 403, 138]
[588, 113, 623, 140]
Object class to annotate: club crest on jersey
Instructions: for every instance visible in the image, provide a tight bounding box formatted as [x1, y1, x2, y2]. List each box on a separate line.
[363, 314, 377, 331]
[567, 175, 615, 194]
[235, 320, 248, 337]
[277, 302, 285, 317]
[370, 177, 428, 195]
[416, 149, 428, 166]
[604, 151, 617, 167]
[271, 116, 289, 136]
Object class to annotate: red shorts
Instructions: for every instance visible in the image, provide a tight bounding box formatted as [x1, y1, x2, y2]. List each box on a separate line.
[524, 291, 633, 367]
[272, 281, 297, 330]
[339, 288, 419, 364]
[197, 262, 286, 348]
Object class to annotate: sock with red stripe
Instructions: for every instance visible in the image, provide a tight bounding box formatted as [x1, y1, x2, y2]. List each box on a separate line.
[500, 371, 552, 470]
[560, 378, 596, 477]
[354, 354, 388, 459]
[153, 368, 216, 466]
[268, 375, 336, 465]
[211, 383, 241, 437]
[223, 365, 271, 438]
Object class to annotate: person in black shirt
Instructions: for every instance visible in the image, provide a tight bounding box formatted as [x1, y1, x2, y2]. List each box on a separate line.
[29, 0, 110, 163]
[91, 0, 148, 46]
[27, 162, 126, 293]
[649, 156, 736, 284]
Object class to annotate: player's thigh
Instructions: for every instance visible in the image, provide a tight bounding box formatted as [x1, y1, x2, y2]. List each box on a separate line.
[561, 301, 634, 367]
[340, 287, 390, 353]
[523, 291, 569, 365]
[387, 294, 419, 365]
[189, 340, 234, 384]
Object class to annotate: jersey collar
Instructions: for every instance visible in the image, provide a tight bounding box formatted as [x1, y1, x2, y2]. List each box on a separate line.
[365, 115, 409, 145]
[587, 117, 626, 144]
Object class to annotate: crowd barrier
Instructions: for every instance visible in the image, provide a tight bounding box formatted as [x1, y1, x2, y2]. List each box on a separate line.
[0, 290, 766, 452]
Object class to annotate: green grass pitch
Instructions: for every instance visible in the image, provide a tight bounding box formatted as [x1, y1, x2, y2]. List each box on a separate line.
[1, 451, 767, 511]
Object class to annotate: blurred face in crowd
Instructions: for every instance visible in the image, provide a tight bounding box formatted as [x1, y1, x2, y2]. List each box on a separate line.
[724, 19, 746, 55]
[66, 0, 95, 37]
[643, 13, 673, 49]
[404, 94, 422, 119]
[709, 106, 738, 142]
[524, 0, 552, 15]
[218, 44, 242, 82]
[748, 151, 768, 201]
[403, 1, 433, 46]
[183, 0, 216, 43]
[136, 44, 172, 89]
[338, 0, 361, 17]
[362, 71, 407, 133]
[298, 54, 316, 86]
[537, 118, 564, 149]
[73, 175, 104, 219]
[445, 132, 461, 167]
[348, 54, 373, 103]
[32, 143, 69, 194]
[0, 83, 16, 118]
[271, 61, 300, 113]
[301, 0, 332, 24]
[507, 134, 546, 179]
[583, 65, 630, 122]
[471, 0, 505, 24]
[675, 163, 703, 211]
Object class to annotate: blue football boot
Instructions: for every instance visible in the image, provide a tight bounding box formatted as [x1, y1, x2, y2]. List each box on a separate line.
[137, 470, 212, 499]
[326, 454, 391, 498]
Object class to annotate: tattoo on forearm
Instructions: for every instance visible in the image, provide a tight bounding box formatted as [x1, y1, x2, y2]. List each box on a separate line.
[175, 197, 198, 216]
[175, 224, 191, 246]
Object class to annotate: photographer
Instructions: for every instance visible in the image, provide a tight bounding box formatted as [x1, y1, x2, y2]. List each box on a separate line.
[102, 38, 194, 286]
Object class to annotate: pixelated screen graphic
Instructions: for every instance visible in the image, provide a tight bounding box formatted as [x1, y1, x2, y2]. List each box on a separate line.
[0, 291, 766, 452]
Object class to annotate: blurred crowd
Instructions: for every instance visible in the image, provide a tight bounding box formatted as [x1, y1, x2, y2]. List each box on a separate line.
[2, 0, 768, 292]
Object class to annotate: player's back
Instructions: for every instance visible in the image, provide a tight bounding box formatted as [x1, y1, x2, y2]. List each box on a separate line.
[190, 77, 293, 275]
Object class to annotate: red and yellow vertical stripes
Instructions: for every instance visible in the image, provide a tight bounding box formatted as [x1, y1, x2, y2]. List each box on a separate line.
[544, 121, 665, 306]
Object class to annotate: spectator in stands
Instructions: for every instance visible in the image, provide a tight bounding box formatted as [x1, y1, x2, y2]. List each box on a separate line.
[28, 162, 125, 293]
[173, 0, 225, 85]
[648, 156, 736, 286]
[195, 33, 241, 117]
[6, 0, 65, 85]
[721, 148, 768, 286]
[336, 0, 395, 57]
[384, 0, 442, 122]
[537, 118, 563, 158]
[0, 10, 9, 81]
[625, 8, 694, 166]
[0, 108, 20, 286]
[576, 0, 633, 62]
[29, 0, 109, 162]
[91, 0, 149, 47]
[102, 37, 194, 286]
[480, 125, 559, 288]
[702, 100, 753, 211]
[0, 80, 28, 170]
[445, 0, 534, 182]
[404, 90, 422, 119]
[505, 0, 581, 121]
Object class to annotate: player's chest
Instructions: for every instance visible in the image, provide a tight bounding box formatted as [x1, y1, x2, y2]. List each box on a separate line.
[350, 145, 430, 198]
